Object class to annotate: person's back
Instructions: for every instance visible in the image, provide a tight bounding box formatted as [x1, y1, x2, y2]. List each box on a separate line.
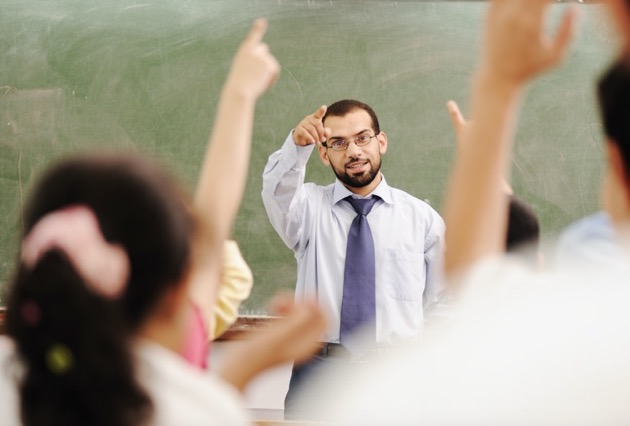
[0, 19, 327, 425]
[553, 211, 622, 268]
[2, 154, 227, 426]
[554, 58, 630, 270]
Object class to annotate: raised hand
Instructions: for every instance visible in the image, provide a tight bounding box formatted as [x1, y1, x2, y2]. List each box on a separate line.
[292, 105, 331, 146]
[480, 0, 578, 87]
[446, 100, 469, 146]
[191, 18, 280, 336]
[225, 18, 280, 100]
[443, 0, 578, 279]
[447, 99, 514, 195]
[264, 293, 327, 365]
[217, 293, 327, 391]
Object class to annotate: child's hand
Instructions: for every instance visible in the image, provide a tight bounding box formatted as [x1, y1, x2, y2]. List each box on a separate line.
[226, 18, 280, 99]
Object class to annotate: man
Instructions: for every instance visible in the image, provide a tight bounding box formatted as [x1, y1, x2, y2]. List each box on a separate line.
[261, 99, 445, 418]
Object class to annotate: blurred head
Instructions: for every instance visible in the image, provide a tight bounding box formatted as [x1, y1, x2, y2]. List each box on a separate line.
[318, 100, 388, 196]
[5, 153, 197, 426]
[597, 58, 630, 223]
[506, 195, 541, 267]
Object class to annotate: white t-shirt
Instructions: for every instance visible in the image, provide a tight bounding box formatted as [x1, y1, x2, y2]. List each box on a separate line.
[0, 337, 19, 425]
[0, 336, 252, 426]
[317, 257, 630, 425]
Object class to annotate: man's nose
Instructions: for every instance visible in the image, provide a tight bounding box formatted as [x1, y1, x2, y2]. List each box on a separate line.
[345, 140, 363, 156]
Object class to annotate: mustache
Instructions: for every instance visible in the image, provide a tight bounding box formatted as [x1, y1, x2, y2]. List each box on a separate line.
[345, 157, 369, 168]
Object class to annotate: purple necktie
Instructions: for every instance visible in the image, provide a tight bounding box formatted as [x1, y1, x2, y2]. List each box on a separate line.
[340, 196, 378, 356]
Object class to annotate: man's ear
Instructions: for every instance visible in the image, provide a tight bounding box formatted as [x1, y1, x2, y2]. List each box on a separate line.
[318, 144, 331, 166]
[378, 131, 388, 155]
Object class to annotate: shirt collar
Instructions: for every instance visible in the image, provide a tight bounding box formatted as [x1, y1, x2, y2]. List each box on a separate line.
[332, 174, 393, 206]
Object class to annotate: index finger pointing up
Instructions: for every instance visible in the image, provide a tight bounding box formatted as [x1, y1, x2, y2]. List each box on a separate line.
[245, 18, 268, 45]
[312, 105, 327, 120]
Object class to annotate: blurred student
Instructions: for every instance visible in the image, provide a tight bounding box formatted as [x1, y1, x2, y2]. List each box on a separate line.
[447, 100, 541, 268]
[553, 210, 622, 268]
[554, 58, 630, 269]
[211, 241, 253, 341]
[0, 19, 325, 426]
[308, 1, 630, 424]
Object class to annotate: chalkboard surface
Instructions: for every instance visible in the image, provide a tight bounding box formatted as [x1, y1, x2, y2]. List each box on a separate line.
[0, 1, 616, 310]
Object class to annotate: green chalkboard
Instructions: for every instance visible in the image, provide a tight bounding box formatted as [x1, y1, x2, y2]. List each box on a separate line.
[0, 0, 617, 310]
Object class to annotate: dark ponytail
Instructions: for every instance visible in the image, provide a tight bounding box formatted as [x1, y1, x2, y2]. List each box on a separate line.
[5, 251, 152, 426]
[4, 153, 196, 426]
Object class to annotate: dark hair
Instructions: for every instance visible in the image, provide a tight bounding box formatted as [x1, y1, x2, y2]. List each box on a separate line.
[506, 195, 540, 267]
[323, 99, 381, 134]
[597, 58, 630, 181]
[5, 153, 196, 426]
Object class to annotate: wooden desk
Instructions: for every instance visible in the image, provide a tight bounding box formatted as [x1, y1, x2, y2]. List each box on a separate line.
[0, 308, 273, 339]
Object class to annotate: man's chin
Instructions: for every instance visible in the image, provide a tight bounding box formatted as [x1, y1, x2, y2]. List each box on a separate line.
[344, 175, 372, 188]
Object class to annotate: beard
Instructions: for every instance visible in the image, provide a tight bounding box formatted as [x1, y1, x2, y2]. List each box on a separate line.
[332, 157, 382, 188]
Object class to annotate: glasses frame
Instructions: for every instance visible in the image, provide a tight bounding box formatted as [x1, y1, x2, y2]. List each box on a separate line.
[321, 132, 379, 151]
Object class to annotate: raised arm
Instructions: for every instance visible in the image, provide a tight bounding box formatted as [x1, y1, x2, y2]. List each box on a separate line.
[196, 19, 279, 248]
[261, 105, 331, 250]
[217, 293, 327, 391]
[447, 100, 513, 196]
[293, 105, 330, 146]
[189, 19, 279, 328]
[443, 0, 577, 280]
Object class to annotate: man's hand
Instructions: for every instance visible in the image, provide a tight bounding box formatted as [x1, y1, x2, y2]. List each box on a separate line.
[292, 105, 331, 146]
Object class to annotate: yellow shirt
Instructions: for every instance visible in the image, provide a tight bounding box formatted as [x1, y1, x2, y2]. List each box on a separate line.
[210, 240, 253, 340]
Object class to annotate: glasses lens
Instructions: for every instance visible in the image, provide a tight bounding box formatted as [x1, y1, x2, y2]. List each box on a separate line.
[331, 140, 348, 151]
[356, 135, 372, 146]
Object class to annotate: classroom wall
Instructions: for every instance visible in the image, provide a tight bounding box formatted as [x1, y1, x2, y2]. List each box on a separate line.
[0, 0, 617, 309]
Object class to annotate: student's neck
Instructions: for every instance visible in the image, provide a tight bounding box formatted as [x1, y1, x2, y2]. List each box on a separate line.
[136, 299, 188, 355]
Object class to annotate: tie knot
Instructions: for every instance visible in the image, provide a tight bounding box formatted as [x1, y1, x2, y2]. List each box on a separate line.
[346, 196, 378, 216]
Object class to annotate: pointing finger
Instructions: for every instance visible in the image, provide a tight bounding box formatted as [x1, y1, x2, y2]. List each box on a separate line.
[446, 100, 465, 128]
[245, 18, 268, 45]
[312, 105, 327, 120]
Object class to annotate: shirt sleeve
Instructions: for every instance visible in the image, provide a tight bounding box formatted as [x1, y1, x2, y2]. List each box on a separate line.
[210, 240, 254, 340]
[422, 209, 447, 313]
[261, 131, 315, 251]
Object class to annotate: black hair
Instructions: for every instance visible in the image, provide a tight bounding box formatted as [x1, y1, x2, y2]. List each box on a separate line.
[597, 58, 630, 181]
[323, 99, 381, 134]
[506, 195, 540, 267]
[5, 153, 196, 426]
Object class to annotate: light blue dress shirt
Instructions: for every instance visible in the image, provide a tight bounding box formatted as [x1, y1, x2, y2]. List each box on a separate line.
[554, 211, 624, 269]
[262, 132, 446, 346]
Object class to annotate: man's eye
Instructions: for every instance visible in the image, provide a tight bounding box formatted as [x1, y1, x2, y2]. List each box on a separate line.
[331, 140, 346, 149]
[357, 135, 370, 143]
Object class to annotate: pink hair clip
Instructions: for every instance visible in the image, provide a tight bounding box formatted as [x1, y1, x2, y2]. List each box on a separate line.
[21, 205, 130, 299]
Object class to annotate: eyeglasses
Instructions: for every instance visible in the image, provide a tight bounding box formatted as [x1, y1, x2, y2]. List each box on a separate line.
[321, 133, 379, 151]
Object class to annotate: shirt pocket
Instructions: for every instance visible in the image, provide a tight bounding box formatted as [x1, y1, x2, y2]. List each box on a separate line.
[382, 248, 425, 301]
